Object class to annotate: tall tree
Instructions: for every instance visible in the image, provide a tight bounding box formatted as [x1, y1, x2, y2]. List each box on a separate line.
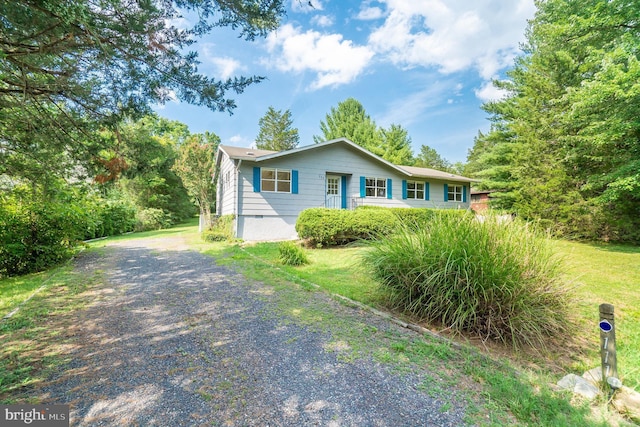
[414, 145, 452, 172]
[102, 115, 196, 223]
[380, 124, 414, 165]
[255, 107, 300, 151]
[0, 0, 285, 184]
[313, 98, 383, 155]
[173, 132, 219, 230]
[466, 0, 640, 242]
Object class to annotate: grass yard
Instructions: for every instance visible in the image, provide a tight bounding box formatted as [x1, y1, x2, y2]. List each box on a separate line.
[555, 240, 640, 390]
[1, 220, 637, 425]
[211, 239, 635, 426]
[234, 239, 640, 391]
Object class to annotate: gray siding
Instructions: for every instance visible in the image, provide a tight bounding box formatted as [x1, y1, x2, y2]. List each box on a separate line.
[216, 153, 236, 217]
[239, 144, 470, 214]
[232, 144, 469, 241]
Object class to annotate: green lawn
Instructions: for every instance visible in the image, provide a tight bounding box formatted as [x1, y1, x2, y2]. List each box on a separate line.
[1, 222, 637, 425]
[234, 238, 640, 392]
[554, 240, 640, 390]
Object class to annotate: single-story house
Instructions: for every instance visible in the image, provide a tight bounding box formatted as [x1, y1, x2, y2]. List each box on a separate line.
[215, 138, 476, 241]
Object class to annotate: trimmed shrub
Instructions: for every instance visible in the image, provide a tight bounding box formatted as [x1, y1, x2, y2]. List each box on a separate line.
[295, 207, 470, 247]
[202, 215, 235, 242]
[295, 208, 396, 246]
[99, 200, 137, 237]
[362, 213, 574, 349]
[278, 241, 309, 266]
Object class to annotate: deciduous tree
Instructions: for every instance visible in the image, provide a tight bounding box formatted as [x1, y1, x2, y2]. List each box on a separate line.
[173, 132, 219, 229]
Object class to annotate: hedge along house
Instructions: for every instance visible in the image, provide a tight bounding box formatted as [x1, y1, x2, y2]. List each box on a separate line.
[215, 138, 475, 241]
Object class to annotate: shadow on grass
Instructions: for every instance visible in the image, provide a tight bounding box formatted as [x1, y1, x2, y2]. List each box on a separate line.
[589, 243, 640, 254]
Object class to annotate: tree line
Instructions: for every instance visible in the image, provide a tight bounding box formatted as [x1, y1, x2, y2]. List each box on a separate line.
[465, 0, 639, 243]
[2, 0, 637, 276]
[255, 98, 462, 173]
[0, 0, 285, 276]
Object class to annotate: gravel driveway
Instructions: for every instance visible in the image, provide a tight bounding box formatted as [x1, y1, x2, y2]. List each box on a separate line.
[32, 235, 471, 426]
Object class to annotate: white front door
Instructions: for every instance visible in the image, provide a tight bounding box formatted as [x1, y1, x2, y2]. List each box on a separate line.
[326, 175, 341, 209]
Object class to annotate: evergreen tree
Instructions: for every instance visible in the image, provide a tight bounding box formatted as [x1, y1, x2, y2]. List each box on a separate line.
[255, 107, 300, 151]
[0, 0, 285, 184]
[414, 145, 452, 172]
[313, 98, 383, 155]
[380, 124, 414, 165]
[466, 0, 640, 242]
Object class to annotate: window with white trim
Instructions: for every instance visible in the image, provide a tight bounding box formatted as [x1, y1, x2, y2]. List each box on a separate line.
[407, 181, 425, 200]
[448, 184, 463, 202]
[261, 168, 291, 193]
[365, 178, 386, 197]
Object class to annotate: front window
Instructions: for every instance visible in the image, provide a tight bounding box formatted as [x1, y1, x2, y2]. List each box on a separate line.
[365, 178, 386, 197]
[261, 168, 291, 193]
[407, 181, 424, 200]
[448, 184, 463, 202]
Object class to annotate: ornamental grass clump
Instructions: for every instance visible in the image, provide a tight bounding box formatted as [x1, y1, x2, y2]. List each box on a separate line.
[362, 213, 575, 349]
[278, 241, 310, 266]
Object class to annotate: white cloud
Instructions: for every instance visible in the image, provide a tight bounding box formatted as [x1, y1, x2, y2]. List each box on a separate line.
[199, 43, 245, 80]
[376, 79, 455, 127]
[474, 80, 509, 102]
[369, 0, 534, 79]
[356, 6, 385, 20]
[209, 57, 243, 80]
[228, 135, 251, 147]
[264, 24, 375, 90]
[310, 14, 334, 27]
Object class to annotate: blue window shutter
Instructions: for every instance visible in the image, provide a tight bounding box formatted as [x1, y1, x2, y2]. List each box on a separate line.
[341, 176, 347, 209]
[463, 185, 467, 203]
[360, 176, 366, 197]
[444, 183, 448, 202]
[402, 180, 407, 199]
[387, 179, 393, 199]
[292, 170, 299, 194]
[253, 167, 261, 192]
[425, 182, 430, 201]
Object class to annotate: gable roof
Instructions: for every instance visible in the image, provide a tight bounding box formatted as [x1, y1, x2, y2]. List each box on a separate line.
[218, 145, 277, 160]
[217, 138, 476, 183]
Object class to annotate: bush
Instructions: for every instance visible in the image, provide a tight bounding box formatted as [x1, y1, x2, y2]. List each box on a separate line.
[295, 207, 470, 247]
[295, 208, 397, 246]
[99, 200, 137, 237]
[82, 198, 137, 240]
[135, 208, 173, 232]
[278, 241, 309, 266]
[361, 213, 574, 349]
[0, 200, 83, 276]
[202, 215, 235, 242]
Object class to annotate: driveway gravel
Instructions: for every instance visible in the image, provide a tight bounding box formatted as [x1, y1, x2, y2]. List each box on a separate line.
[31, 235, 471, 426]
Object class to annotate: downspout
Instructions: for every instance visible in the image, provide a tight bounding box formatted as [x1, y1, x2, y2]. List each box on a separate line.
[234, 159, 242, 239]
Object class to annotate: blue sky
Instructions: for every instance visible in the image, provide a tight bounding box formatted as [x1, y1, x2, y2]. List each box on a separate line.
[154, 0, 536, 164]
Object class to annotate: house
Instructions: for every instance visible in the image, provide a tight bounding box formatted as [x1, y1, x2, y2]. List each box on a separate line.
[470, 190, 492, 212]
[215, 138, 475, 241]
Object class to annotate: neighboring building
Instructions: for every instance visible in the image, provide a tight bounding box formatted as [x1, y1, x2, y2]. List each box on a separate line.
[215, 138, 475, 241]
[470, 190, 491, 212]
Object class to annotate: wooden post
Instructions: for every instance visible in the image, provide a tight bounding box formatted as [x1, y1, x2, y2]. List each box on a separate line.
[599, 303, 618, 387]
